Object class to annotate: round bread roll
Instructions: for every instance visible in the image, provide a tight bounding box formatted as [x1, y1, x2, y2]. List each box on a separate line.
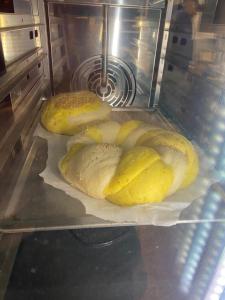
[59, 119, 199, 206]
[41, 91, 111, 135]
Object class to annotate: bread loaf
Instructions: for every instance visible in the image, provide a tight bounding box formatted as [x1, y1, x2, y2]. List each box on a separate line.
[41, 91, 111, 135]
[59, 119, 199, 206]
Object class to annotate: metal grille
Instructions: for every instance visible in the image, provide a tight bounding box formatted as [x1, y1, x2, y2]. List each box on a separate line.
[71, 55, 136, 107]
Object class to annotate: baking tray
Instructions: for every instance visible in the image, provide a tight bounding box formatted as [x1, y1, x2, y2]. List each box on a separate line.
[0, 109, 223, 233]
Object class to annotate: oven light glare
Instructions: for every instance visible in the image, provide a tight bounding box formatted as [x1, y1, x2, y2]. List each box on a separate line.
[210, 192, 221, 202]
[209, 293, 220, 300]
[213, 285, 224, 295]
[216, 122, 225, 131]
[219, 171, 225, 179]
[217, 276, 225, 285]
[208, 157, 216, 166]
[112, 7, 121, 56]
[210, 146, 221, 155]
[218, 108, 225, 117]
[213, 134, 224, 143]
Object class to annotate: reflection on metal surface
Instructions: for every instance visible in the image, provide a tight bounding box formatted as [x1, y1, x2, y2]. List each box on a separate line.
[0, 36, 6, 76]
[0, 76, 45, 172]
[111, 5, 121, 56]
[214, 0, 225, 25]
[54, 4, 161, 107]
[1, 27, 41, 65]
[12, 0, 32, 15]
[10, 62, 44, 110]
[71, 55, 136, 106]
[0, 48, 45, 101]
[179, 191, 221, 293]
[189, 212, 225, 300]
[0, 14, 40, 29]
[176, 185, 225, 299]
[204, 243, 225, 300]
[101, 5, 109, 87]
[0, 0, 32, 14]
[46, 0, 165, 8]
[153, 0, 174, 107]
[158, 0, 225, 190]
[109, 6, 161, 107]
[48, 8, 69, 90]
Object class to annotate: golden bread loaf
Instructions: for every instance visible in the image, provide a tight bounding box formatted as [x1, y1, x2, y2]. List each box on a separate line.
[41, 91, 111, 135]
[59, 120, 199, 206]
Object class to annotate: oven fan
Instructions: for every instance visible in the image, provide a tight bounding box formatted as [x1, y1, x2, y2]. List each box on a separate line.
[71, 55, 136, 107]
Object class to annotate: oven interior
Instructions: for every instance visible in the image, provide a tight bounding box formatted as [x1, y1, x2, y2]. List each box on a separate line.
[0, 0, 225, 232]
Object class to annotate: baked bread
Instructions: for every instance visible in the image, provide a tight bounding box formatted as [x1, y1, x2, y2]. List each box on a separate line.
[67, 121, 121, 149]
[59, 143, 122, 199]
[136, 130, 199, 189]
[41, 91, 111, 135]
[104, 146, 173, 205]
[59, 120, 199, 206]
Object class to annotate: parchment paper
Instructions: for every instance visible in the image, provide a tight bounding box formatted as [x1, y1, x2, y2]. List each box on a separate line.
[34, 123, 217, 226]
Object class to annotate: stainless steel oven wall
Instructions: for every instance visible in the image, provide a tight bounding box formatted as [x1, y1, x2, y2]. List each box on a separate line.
[47, 3, 70, 91]
[1, 27, 41, 66]
[158, 0, 225, 177]
[0, 0, 50, 173]
[49, 3, 162, 107]
[46, 0, 165, 9]
[108, 6, 161, 107]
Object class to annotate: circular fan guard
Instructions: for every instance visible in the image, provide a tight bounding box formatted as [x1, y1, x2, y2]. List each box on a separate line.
[71, 55, 136, 107]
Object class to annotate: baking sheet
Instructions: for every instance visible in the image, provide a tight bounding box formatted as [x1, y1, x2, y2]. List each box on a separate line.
[34, 122, 216, 226]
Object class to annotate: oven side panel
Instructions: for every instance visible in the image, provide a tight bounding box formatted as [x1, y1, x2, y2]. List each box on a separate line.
[0, 0, 50, 173]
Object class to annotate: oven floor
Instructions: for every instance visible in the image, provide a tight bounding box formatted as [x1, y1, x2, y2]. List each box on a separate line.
[4, 226, 184, 300]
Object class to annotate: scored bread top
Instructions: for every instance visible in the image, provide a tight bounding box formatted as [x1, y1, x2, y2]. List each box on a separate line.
[52, 91, 101, 109]
[41, 91, 111, 135]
